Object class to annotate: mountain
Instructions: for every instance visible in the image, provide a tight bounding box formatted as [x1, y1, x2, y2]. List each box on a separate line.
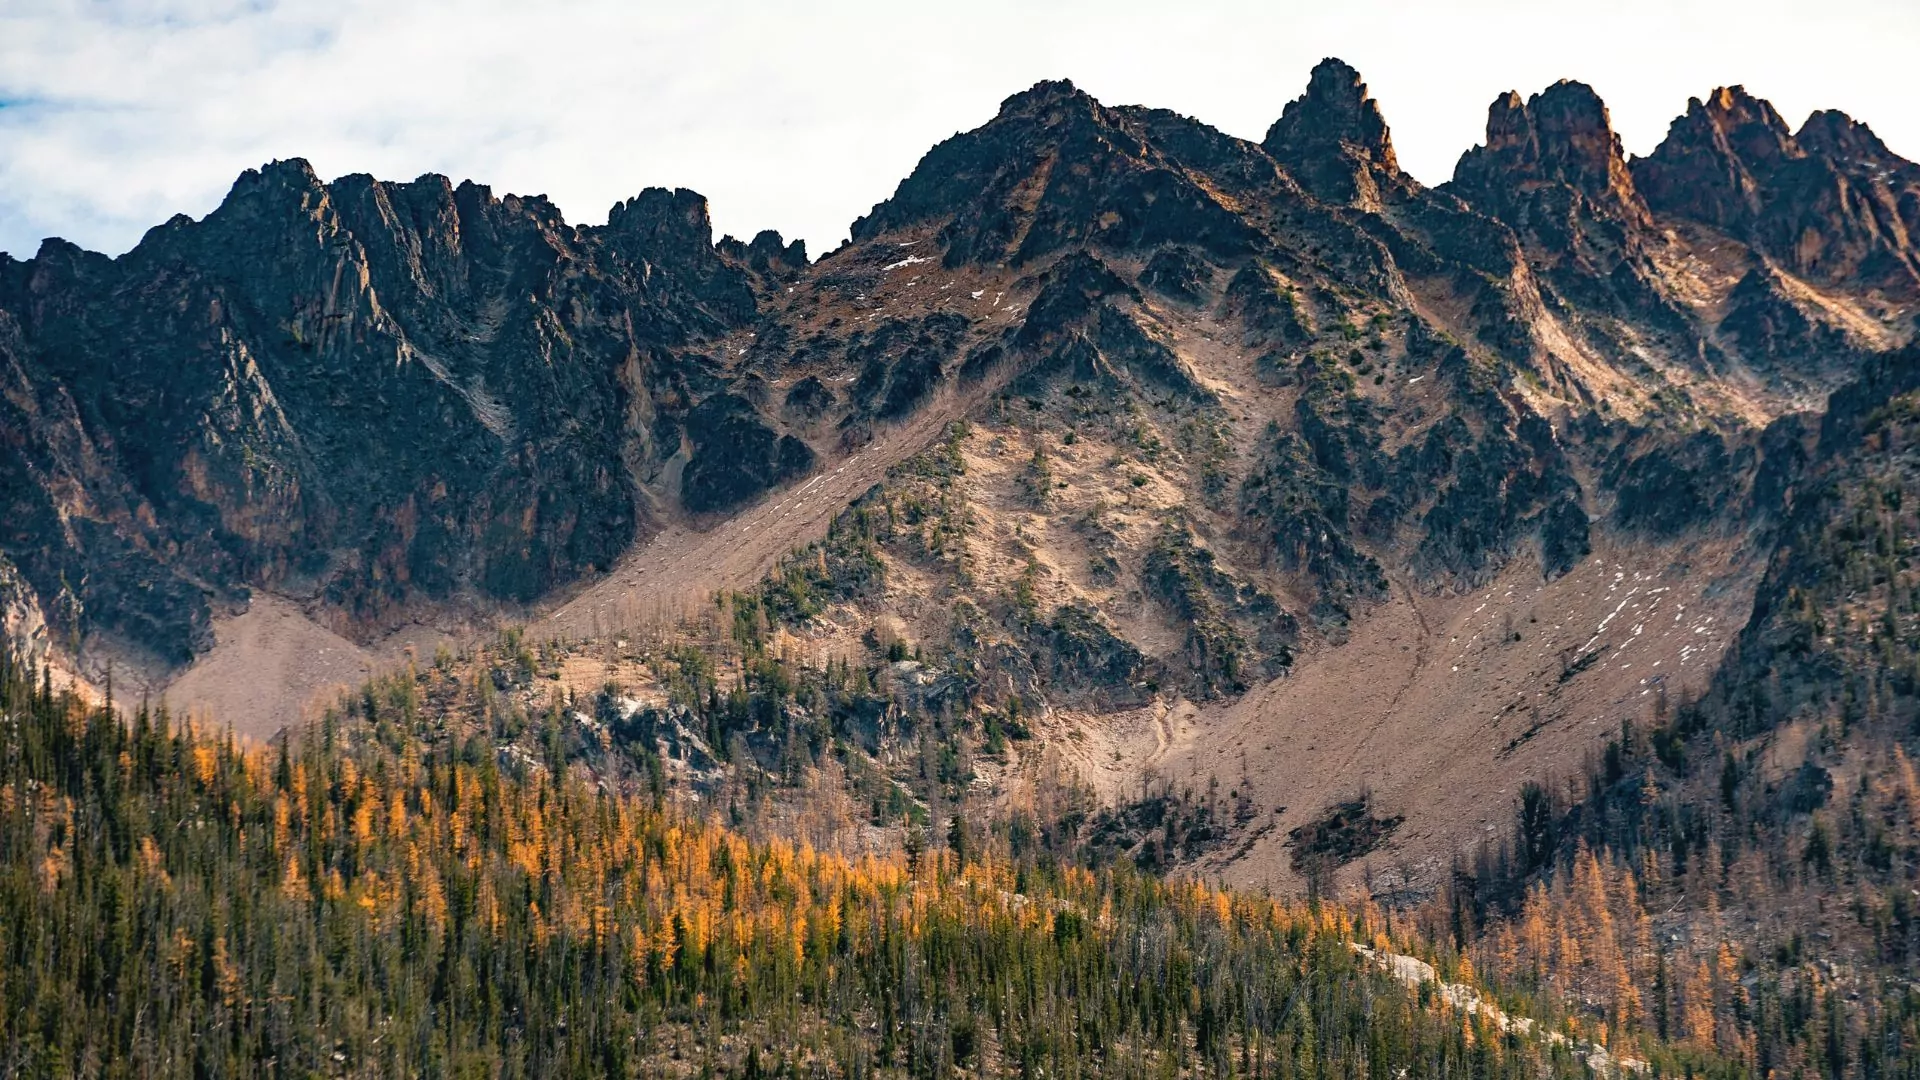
[0, 50, 1911, 820]
[4, 53, 1917, 838]
[0, 167, 810, 669]
[6, 54, 1920, 1075]
[1635, 87, 1920, 295]
[4, 63, 1912, 681]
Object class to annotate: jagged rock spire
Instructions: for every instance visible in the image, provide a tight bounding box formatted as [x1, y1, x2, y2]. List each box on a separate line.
[1632, 86, 1798, 229]
[606, 187, 718, 250]
[1634, 87, 1920, 291]
[1262, 58, 1406, 207]
[1451, 80, 1649, 227]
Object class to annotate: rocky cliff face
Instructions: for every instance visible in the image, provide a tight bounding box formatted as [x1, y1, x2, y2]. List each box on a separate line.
[1448, 81, 1651, 254]
[749, 60, 1912, 719]
[0, 162, 815, 666]
[1262, 58, 1409, 209]
[0, 554, 50, 669]
[3, 57, 1916, 697]
[1634, 87, 1920, 296]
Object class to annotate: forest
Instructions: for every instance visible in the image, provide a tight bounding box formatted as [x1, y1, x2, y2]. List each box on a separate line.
[0, 635, 1761, 1079]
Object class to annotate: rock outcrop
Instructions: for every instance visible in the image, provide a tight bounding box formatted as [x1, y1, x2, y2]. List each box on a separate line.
[0, 162, 818, 666]
[1634, 87, 1920, 295]
[1262, 58, 1409, 208]
[849, 79, 1266, 267]
[0, 554, 51, 669]
[1449, 81, 1650, 233]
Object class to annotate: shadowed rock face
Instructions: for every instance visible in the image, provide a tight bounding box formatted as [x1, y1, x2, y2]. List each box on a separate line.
[850, 79, 1265, 267]
[1436, 81, 1697, 361]
[1441, 77, 1915, 391]
[680, 394, 815, 514]
[0, 159, 815, 664]
[1138, 247, 1215, 304]
[1451, 81, 1649, 229]
[717, 229, 810, 283]
[1262, 58, 1407, 208]
[1634, 87, 1800, 233]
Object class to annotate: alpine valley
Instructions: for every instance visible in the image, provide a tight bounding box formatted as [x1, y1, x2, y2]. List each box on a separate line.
[4, 59, 1920, 1077]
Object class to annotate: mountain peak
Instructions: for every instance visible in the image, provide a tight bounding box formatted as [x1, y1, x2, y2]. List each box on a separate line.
[250, 156, 324, 187]
[849, 75, 1257, 265]
[598, 186, 756, 326]
[847, 78, 1131, 254]
[1286, 58, 1395, 158]
[1701, 85, 1799, 164]
[1704, 84, 1779, 120]
[999, 78, 1089, 113]
[1482, 91, 1528, 151]
[1450, 79, 1649, 227]
[605, 186, 717, 250]
[716, 228, 809, 279]
[215, 157, 326, 208]
[1634, 86, 1920, 292]
[1796, 108, 1897, 166]
[1632, 85, 1796, 232]
[1262, 57, 1404, 206]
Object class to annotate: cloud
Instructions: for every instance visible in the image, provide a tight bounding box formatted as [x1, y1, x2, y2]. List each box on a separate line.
[4, 0, 1918, 261]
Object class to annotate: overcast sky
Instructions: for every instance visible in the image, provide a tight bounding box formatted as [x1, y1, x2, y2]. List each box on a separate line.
[4, 0, 1917, 261]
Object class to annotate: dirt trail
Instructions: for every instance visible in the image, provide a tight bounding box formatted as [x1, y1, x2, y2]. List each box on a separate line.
[1384, 577, 1433, 712]
[537, 382, 984, 642]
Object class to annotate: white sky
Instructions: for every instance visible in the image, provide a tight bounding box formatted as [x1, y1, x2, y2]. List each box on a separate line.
[3, 0, 1917, 261]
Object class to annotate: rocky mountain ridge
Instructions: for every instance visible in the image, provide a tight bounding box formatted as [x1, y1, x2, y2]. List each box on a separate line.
[1, 62, 1916, 896]
[0, 162, 815, 668]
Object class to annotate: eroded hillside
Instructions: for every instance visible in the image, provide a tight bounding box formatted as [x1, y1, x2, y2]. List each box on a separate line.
[5, 59, 1918, 904]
